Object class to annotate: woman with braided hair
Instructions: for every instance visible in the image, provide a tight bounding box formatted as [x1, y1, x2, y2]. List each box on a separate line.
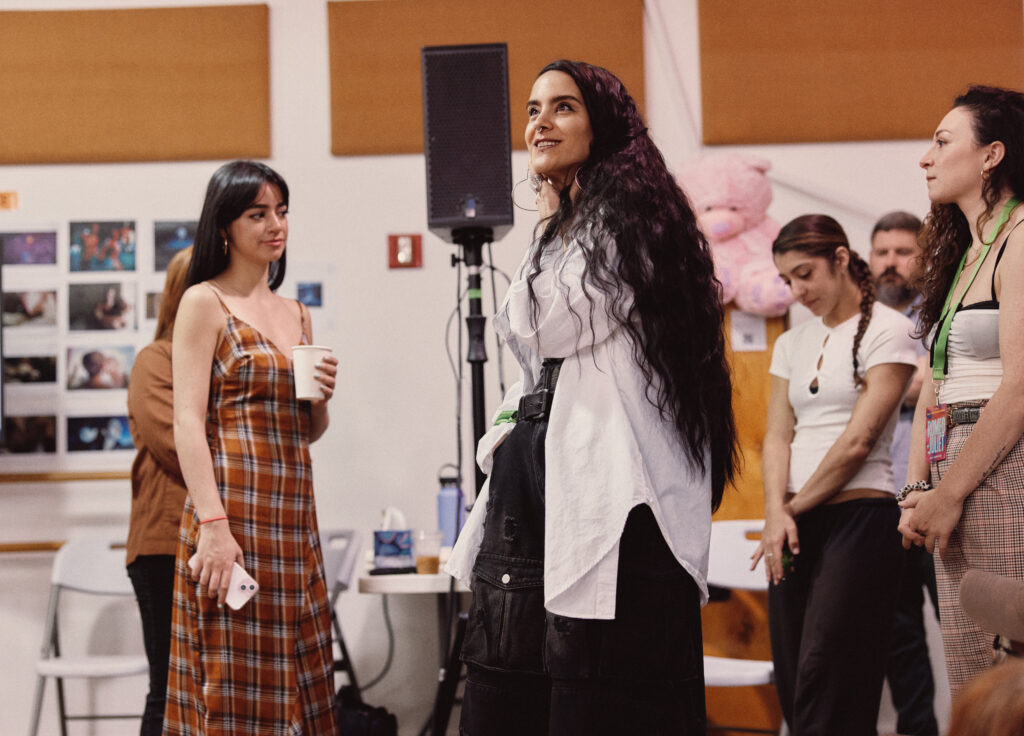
[752, 214, 918, 734]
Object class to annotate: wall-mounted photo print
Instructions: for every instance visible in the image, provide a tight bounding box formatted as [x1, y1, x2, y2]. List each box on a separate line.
[68, 282, 136, 331]
[1, 290, 57, 328]
[154, 220, 197, 271]
[3, 356, 57, 384]
[2, 415, 57, 454]
[66, 346, 133, 390]
[297, 282, 323, 308]
[69, 221, 136, 272]
[145, 290, 161, 320]
[67, 415, 134, 452]
[1, 231, 57, 265]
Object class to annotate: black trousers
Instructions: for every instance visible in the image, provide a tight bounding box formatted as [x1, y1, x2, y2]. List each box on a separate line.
[127, 554, 176, 736]
[886, 545, 940, 736]
[769, 498, 903, 736]
[459, 417, 707, 736]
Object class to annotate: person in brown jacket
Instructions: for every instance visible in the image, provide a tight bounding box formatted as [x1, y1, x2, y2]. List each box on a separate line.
[125, 246, 191, 736]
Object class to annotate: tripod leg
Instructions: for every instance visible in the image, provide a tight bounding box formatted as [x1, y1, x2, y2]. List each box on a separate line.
[431, 611, 468, 736]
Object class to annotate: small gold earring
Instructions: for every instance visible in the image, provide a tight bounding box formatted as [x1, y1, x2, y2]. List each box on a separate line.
[223, 237, 229, 254]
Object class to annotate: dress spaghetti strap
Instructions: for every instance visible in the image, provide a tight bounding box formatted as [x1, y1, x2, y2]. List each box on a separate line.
[296, 299, 311, 345]
[202, 281, 232, 315]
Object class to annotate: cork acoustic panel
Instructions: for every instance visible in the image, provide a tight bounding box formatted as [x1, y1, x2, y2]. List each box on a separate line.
[699, 0, 1024, 144]
[0, 5, 270, 164]
[327, 0, 644, 156]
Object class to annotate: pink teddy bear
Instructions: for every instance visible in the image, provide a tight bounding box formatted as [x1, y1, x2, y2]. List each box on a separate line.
[677, 153, 793, 317]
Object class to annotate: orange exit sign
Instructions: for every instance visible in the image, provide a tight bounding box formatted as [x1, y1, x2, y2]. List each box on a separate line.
[0, 191, 19, 210]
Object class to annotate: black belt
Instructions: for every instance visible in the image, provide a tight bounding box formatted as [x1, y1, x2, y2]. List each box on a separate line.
[948, 402, 986, 428]
[517, 359, 563, 421]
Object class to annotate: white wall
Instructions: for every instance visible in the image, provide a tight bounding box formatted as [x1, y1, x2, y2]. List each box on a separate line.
[1, 1, 949, 734]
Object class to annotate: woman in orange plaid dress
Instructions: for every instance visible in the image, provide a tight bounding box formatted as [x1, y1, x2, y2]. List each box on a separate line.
[164, 160, 339, 734]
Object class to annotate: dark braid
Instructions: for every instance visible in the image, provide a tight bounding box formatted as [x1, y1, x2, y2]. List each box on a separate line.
[772, 214, 872, 387]
[846, 251, 875, 387]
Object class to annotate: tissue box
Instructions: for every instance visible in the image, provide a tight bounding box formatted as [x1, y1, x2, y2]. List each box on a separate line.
[373, 529, 413, 569]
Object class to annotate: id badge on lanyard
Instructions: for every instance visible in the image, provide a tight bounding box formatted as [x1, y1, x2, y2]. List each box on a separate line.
[925, 404, 948, 463]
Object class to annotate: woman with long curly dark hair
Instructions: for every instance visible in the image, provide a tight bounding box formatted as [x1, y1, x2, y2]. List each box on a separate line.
[753, 214, 917, 734]
[446, 60, 737, 735]
[898, 85, 1024, 693]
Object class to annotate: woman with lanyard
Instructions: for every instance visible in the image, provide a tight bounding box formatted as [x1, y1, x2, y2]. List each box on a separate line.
[898, 84, 1024, 693]
[446, 59, 736, 735]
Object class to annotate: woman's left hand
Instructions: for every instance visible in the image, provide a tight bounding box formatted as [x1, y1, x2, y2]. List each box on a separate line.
[898, 488, 964, 557]
[312, 354, 338, 402]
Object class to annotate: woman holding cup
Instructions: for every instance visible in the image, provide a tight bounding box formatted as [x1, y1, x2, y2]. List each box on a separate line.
[165, 160, 339, 734]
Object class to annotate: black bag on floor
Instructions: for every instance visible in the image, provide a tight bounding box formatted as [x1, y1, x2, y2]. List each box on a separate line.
[335, 685, 398, 736]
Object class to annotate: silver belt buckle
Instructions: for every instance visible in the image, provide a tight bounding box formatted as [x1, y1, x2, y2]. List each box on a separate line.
[950, 406, 981, 428]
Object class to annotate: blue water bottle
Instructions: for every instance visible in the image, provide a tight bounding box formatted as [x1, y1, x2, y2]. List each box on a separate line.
[437, 471, 465, 548]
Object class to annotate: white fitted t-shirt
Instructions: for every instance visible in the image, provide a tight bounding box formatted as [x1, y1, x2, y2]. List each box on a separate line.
[769, 302, 919, 496]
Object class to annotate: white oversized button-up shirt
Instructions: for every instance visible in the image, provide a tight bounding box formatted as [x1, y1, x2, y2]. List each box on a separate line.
[446, 233, 713, 619]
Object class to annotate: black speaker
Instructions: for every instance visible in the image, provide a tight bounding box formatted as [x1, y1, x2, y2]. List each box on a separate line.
[422, 43, 514, 244]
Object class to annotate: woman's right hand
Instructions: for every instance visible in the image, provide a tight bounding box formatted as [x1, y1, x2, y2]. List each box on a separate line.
[190, 518, 244, 607]
[528, 167, 561, 221]
[751, 504, 800, 585]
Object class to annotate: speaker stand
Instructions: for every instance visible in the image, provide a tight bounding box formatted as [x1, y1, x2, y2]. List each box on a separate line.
[453, 226, 492, 496]
[424, 226, 493, 736]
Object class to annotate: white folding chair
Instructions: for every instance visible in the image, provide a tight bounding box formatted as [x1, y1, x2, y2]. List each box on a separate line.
[320, 528, 362, 695]
[704, 519, 774, 687]
[27, 536, 148, 736]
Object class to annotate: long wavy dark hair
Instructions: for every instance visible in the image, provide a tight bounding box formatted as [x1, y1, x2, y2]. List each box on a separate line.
[186, 160, 289, 290]
[772, 215, 875, 386]
[916, 85, 1024, 335]
[525, 60, 737, 509]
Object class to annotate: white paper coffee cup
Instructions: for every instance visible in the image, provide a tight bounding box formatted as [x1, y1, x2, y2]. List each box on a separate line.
[291, 345, 332, 400]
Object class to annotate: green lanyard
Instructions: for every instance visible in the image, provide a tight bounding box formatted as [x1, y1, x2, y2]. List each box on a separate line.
[931, 197, 1020, 382]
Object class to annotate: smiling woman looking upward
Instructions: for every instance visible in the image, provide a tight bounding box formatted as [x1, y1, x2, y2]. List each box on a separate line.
[755, 214, 917, 734]
[898, 85, 1024, 693]
[447, 60, 736, 736]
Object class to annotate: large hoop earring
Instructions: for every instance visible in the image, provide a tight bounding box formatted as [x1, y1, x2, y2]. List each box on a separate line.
[511, 177, 539, 212]
[573, 167, 586, 193]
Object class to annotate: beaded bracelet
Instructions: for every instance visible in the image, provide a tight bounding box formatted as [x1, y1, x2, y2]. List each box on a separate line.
[199, 515, 228, 525]
[896, 480, 932, 503]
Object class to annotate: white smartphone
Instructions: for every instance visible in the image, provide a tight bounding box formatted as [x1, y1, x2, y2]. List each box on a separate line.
[188, 555, 259, 610]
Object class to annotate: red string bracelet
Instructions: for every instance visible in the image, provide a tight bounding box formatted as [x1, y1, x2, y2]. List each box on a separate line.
[199, 515, 227, 525]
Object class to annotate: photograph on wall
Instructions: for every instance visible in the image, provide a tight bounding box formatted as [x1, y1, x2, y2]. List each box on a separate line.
[154, 220, 197, 271]
[69, 220, 137, 272]
[66, 346, 133, 390]
[68, 281, 136, 331]
[2, 290, 57, 328]
[145, 289, 162, 320]
[3, 356, 57, 385]
[67, 415, 134, 452]
[297, 282, 323, 307]
[1, 415, 57, 454]
[1, 231, 57, 265]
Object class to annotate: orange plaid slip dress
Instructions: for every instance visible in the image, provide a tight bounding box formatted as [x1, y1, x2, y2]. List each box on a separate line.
[164, 289, 337, 735]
